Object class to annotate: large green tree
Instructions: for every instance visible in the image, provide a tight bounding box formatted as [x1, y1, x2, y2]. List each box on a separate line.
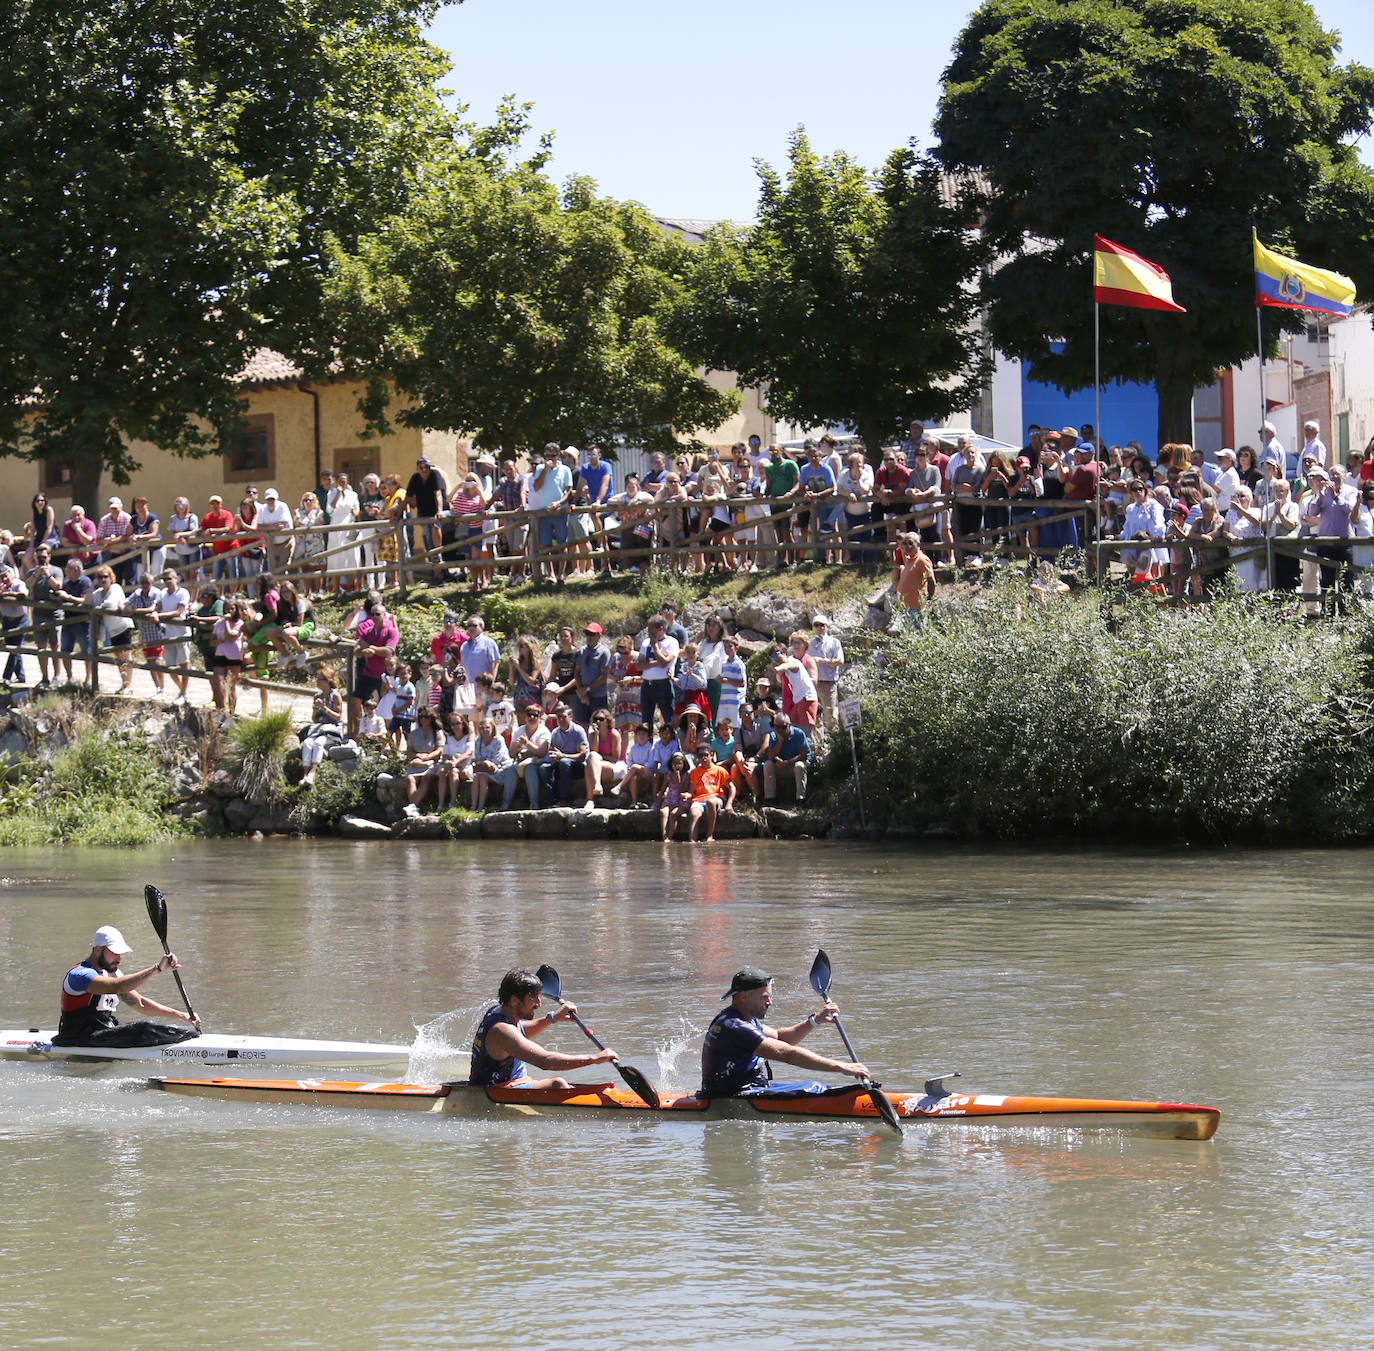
[675, 130, 990, 458]
[321, 108, 738, 457]
[935, 0, 1374, 444]
[0, 0, 451, 509]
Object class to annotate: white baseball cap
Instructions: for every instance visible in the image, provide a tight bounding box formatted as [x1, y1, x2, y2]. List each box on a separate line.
[92, 925, 132, 954]
[263, 487, 279, 500]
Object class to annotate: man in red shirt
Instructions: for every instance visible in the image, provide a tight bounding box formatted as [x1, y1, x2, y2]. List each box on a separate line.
[688, 743, 732, 842]
[1063, 438, 1101, 564]
[201, 493, 239, 586]
[874, 447, 911, 544]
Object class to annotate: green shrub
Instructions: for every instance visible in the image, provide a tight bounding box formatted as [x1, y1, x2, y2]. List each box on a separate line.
[291, 746, 404, 829]
[225, 710, 296, 804]
[479, 589, 526, 642]
[636, 570, 694, 622]
[839, 577, 1374, 842]
[0, 729, 181, 847]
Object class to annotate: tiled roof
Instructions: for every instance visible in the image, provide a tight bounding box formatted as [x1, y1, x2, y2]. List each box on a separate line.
[656, 216, 752, 245]
[236, 348, 303, 385]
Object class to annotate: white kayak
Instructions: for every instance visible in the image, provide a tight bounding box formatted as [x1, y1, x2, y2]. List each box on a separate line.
[0, 1028, 412, 1068]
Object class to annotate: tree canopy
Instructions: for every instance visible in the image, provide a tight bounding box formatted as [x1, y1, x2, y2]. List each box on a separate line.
[676, 131, 989, 457]
[935, 0, 1374, 444]
[322, 106, 738, 457]
[0, 0, 452, 508]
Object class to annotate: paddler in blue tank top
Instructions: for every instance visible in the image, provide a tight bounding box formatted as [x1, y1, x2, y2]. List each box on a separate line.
[699, 966, 868, 1097]
[469, 967, 620, 1089]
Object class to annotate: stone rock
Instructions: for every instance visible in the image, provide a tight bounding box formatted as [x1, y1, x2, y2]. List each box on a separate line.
[714, 809, 758, 840]
[736, 597, 811, 641]
[392, 814, 447, 840]
[171, 764, 201, 800]
[481, 811, 527, 839]
[249, 803, 295, 835]
[0, 728, 29, 762]
[735, 628, 772, 645]
[223, 797, 258, 832]
[374, 773, 406, 809]
[190, 807, 220, 832]
[526, 808, 571, 839]
[763, 806, 831, 838]
[339, 813, 392, 838]
[447, 816, 484, 840]
[325, 740, 360, 763]
[567, 807, 611, 839]
[204, 768, 237, 798]
[615, 807, 664, 839]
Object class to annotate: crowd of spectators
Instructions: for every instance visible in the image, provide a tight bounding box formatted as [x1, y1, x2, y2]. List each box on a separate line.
[294, 596, 847, 841]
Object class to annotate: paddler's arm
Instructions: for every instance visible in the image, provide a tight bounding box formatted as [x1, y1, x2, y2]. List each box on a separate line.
[485, 1007, 618, 1072]
[119, 988, 201, 1027]
[82, 953, 178, 998]
[755, 1035, 868, 1081]
[772, 1000, 839, 1046]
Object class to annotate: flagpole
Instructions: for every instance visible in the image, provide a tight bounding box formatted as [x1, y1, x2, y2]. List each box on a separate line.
[1255, 302, 1266, 451]
[1094, 300, 1101, 451]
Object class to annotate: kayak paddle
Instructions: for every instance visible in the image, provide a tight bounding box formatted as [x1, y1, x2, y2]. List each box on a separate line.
[143, 883, 198, 1024]
[808, 948, 903, 1135]
[535, 964, 660, 1108]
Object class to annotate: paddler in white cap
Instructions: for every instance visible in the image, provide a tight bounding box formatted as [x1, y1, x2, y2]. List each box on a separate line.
[54, 925, 200, 1047]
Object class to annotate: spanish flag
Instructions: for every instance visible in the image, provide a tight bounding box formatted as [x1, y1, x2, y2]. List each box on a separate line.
[1092, 235, 1186, 313]
[1253, 231, 1355, 318]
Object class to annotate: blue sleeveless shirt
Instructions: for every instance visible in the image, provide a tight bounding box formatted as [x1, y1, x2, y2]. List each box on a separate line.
[700, 1006, 771, 1097]
[468, 1004, 527, 1085]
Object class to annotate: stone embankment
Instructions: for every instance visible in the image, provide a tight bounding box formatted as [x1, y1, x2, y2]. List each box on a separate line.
[0, 698, 829, 842]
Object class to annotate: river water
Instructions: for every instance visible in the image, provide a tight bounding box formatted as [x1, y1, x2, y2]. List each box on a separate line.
[0, 840, 1370, 1349]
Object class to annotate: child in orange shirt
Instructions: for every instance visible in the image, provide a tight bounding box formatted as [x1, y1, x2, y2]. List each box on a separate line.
[688, 743, 731, 843]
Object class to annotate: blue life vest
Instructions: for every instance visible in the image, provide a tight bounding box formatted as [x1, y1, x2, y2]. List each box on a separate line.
[468, 1003, 526, 1085]
[700, 1006, 771, 1097]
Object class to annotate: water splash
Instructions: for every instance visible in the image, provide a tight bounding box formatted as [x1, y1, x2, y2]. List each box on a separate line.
[654, 1016, 704, 1094]
[406, 1004, 482, 1084]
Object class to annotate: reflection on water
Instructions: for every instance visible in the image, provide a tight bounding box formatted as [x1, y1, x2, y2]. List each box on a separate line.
[1, 839, 1372, 1349]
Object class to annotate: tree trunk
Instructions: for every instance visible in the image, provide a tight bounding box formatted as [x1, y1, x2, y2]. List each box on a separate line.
[857, 419, 886, 465]
[68, 447, 108, 521]
[1154, 362, 1197, 450]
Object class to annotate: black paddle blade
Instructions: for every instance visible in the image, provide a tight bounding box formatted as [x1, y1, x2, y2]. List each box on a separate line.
[808, 949, 832, 1000]
[144, 884, 170, 947]
[616, 1063, 661, 1110]
[535, 964, 560, 1001]
[866, 1081, 904, 1136]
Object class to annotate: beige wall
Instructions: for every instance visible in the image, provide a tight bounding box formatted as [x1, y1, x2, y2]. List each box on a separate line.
[3, 380, 469, 530]
[688, 369, 776, 451]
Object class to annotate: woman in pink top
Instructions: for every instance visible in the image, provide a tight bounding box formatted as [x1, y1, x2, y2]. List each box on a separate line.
[583, 709, 625, 805]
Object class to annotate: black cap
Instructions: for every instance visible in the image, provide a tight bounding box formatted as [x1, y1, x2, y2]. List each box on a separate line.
[722, 966, 772, 998]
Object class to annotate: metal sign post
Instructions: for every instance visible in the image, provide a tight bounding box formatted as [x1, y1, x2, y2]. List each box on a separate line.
[837, 697, 866, 829]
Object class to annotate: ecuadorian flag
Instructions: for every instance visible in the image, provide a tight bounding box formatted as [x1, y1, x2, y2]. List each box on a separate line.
[1093, 236, 1185, 312]
[1253, 232, 1355, 318]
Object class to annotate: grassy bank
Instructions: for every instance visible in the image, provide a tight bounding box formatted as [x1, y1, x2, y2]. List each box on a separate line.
[0, 723, 186, 847]
[826, 572, 1374, 843]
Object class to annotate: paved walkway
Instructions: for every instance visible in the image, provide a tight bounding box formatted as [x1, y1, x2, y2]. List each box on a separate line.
[7, 659, 317, 722]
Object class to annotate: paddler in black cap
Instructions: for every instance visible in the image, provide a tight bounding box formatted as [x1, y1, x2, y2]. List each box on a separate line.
[699, 966, 868, 1098]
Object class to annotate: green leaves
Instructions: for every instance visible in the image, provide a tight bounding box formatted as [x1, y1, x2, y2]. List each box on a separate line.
[851, 580, 1374, 842]
[321, 118, 737, 454]
[0, 0, 452, 504]
[678, 129, 989, 454]
[936, 0, 1374, 441]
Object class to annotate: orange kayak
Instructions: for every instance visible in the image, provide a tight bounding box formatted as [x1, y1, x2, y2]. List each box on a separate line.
[149, 1076, 1220, 1139]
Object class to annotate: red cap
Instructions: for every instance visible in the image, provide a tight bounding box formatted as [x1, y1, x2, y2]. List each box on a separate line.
[584, 622, 603, 635]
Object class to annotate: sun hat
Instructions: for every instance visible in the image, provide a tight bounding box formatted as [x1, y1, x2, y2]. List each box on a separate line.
[92, 925, 132, 955]
[722, 966, 772, 998]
